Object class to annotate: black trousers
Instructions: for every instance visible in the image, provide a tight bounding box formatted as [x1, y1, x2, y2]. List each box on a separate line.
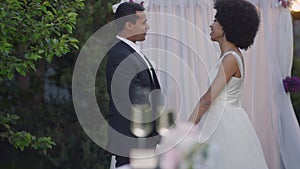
[115, 155, 129, 167]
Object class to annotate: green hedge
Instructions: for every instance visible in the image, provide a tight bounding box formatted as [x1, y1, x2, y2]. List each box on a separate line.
[291, 57, 300, 124]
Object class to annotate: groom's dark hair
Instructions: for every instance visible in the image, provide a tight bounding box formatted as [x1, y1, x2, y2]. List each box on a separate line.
[115, 2, 145, 31]
[214, 0, 260, 50]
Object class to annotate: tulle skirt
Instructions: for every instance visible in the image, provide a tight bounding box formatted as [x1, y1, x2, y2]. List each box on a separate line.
[198, 105, 269, 169]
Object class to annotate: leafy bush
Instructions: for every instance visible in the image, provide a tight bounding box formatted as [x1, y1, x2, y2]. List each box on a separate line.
[0, 0, 119, 168]
[0, 0, 84, 154]
[291, 57, 300, 124]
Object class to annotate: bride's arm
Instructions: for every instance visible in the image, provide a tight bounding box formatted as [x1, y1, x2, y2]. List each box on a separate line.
[188, 54, 240, 124]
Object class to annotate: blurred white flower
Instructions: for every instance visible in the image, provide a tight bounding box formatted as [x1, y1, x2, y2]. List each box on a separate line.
[158, 122, 215, 169]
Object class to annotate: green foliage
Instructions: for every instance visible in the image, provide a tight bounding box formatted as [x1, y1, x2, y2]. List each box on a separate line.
[291, 57, 300, 124]
[1, 113, 55, 153]
[0, 0, 84, 80]
[0, 0, 84, 157]
[0, 0, 118, 168]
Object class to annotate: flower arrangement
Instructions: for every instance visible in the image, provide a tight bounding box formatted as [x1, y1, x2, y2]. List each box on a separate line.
[283, 76, 300, 93]
[278, 0, 292, 8]
[158, 122, 215, 169]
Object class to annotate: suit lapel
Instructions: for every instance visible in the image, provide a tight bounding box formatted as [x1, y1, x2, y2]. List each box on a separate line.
[119, 40, 160, 89]
[142, 55, 161, 89]
[119, 41, 149, 69]
[151, 68, 161, 89]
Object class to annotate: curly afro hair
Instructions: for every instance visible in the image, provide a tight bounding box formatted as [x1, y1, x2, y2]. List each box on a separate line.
[214, 0, 260, 50]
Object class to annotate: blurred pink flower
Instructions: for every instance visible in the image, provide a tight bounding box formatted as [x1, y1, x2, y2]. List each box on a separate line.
[278, 0, 291, 8]
[159, 122, 209, 169]
[160, 149, 180, 169]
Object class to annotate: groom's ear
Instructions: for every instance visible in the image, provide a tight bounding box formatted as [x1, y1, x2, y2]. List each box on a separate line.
[125, 21, 133, 31]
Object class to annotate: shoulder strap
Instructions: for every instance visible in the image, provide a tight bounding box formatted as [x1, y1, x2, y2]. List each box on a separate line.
[221, 51, 244, 79]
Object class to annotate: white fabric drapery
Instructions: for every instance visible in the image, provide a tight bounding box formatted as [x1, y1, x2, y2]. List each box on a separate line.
[142, 0, 300, 169]
[242, 1, 300, 169]
[143, 0, 218, 121]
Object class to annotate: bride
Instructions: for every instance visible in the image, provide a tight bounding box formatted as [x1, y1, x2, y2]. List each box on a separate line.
[189, 0, 269, 168]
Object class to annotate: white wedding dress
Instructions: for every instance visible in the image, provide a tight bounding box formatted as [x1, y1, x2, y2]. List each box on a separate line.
[197, 51, 269, 169]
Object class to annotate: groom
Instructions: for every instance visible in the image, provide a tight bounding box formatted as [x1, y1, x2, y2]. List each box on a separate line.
[105, 2, 161, 168]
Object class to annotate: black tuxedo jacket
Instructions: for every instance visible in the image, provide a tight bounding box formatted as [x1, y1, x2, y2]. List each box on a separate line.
[105, 39, 161, 167]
